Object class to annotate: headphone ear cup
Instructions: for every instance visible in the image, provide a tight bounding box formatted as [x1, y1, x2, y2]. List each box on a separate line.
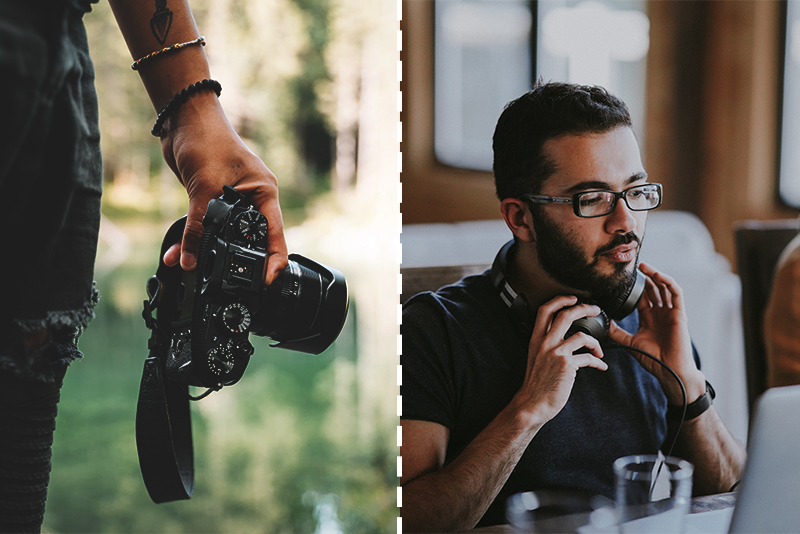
[565, 310, 609, 341]
[609, 268, 646, 321]
[492, 240, 534, 333]
[509, 293, 533, 332]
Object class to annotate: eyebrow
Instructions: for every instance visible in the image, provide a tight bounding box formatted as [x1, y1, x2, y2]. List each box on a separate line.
[563, 172, 649, 195]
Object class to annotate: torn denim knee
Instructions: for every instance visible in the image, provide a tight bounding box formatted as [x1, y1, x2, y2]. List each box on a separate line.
[0, 284, 99, 384]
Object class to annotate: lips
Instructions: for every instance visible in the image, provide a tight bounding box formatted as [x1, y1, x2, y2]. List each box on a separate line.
[601, 243, 638, 263]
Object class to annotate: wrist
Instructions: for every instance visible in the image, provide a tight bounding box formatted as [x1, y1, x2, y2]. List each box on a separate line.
[152, 79, 222, 137]
[667, 380, 716, 421]
[682, 370, 708, 404]
[135, 46, 212, 112]
[505, 394, 552, 434]
[160, 88, 226, 135]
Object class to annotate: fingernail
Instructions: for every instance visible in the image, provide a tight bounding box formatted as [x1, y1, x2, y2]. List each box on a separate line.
[181, 252, 197, 270]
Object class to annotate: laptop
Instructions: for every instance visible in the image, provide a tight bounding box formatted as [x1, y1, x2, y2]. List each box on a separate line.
[728, 384, 800, 533]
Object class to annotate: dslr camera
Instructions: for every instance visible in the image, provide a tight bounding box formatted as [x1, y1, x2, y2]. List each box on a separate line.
[149, 184, 349, 389]
[137, 185, 348, 502]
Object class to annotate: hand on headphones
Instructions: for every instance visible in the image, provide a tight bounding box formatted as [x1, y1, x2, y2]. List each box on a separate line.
[510, 296, 609, 427]
[607, 263, 706, 404]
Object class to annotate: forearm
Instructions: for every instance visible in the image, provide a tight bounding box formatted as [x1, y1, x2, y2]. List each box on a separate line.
[107, 1, 287, 280]
[108, 0, 210, 111]
[402, 407, 543, 532]
[668, 407, 746, 495]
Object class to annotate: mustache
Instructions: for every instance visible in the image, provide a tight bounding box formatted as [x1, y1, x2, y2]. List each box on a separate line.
[595, 232, 641, 256]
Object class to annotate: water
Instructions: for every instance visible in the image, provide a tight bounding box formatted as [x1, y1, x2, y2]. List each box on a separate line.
[43, 217, 398, 533]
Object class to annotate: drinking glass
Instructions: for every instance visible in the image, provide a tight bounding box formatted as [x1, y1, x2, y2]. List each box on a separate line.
[613, 455, 694, 534]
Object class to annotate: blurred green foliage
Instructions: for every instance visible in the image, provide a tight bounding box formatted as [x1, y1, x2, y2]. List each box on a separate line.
[43, 0, 398, 531]
[85, 0, 339, 224]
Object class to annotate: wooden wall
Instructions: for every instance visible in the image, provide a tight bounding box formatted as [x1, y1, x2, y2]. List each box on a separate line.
[400, 0, 798, 266]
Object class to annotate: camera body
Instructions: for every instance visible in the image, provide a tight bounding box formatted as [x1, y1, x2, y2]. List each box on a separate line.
[153, 185, 349, 389]
[138, 185, 348, 503]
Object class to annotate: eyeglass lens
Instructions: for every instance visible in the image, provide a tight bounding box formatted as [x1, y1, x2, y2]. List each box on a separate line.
[577, 185, 660, 217]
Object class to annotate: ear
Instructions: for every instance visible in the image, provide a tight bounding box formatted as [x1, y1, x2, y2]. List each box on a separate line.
[500, 198, 536, 243]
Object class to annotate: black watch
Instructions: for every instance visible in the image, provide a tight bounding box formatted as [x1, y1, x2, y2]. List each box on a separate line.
[667, 381, 716, 421]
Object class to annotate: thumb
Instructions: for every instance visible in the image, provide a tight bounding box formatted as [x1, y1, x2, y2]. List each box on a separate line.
[607, 320, 633, 347]
[180, 201, 208, 271]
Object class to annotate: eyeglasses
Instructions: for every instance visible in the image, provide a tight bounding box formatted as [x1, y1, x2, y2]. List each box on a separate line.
[521, 183, 663, 218]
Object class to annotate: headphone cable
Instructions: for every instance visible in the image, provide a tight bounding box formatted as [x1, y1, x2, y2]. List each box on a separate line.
[605, 342, 688, 500]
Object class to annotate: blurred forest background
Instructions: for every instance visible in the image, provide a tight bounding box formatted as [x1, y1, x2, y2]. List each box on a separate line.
[43, 0, 399, 532]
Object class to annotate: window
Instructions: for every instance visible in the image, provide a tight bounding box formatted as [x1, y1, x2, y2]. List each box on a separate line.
[434, 0, 649, 172]
[434, 0, 533, 171]
[780, 1, 800, 207]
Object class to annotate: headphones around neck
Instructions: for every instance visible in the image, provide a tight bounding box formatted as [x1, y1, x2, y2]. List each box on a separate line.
[490, 239, 645, 340]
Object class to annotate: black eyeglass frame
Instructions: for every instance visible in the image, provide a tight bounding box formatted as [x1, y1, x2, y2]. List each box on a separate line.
[520, 183, 663, 218]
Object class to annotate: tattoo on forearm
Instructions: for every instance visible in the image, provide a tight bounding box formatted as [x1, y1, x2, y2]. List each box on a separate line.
[151, 0, 173, 45]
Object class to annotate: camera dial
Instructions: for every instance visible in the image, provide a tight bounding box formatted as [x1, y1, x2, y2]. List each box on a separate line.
[233, 210, 268, 244]
[207, 342, 235, 376]
[218, 302, 252, 334]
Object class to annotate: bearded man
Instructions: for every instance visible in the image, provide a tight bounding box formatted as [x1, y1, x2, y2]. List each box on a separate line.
[400, 82, 745, 532]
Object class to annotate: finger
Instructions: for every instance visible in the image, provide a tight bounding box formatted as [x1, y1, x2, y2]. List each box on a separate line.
[163, 243, 181, 267]
[563, 332, 605, 361]
[659, 276, 674, 308]
[641, 263, 673, 308]
[180, 198, 209, 271]
[549, 303, 602, 339]
[532, 295, 579, 340]
[244, 173, 289, 285]
[651, 269, 684, 310]
[259, 205, 288, 285]
[643, 273, 662, 308]
[607, 320, 633, 346]
[570, 350, 609, 372]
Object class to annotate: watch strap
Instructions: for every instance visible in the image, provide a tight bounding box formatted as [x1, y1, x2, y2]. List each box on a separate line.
[667, 381, 716, 421]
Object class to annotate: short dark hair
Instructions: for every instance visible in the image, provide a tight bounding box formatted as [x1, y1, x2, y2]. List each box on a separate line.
[492, 81, 632, 200]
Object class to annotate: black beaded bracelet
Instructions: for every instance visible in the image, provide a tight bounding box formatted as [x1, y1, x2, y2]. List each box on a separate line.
[151, 79, 222, 137]
[667, 380, 716, 421]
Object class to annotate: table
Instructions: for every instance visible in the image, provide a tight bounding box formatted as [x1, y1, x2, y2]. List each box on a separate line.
[466, 492, 737, 533]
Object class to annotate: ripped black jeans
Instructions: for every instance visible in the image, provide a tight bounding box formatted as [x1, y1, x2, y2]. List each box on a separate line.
[0, 315, 97, 532]
[0, 2, 102, 532]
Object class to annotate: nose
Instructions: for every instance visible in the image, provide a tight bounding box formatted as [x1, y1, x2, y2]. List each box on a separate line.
[604, 195, 638, 234]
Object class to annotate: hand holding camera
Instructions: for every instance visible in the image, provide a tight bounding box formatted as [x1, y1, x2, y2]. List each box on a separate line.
[137, 185, 349, 502]
[153, 185, 348, 388]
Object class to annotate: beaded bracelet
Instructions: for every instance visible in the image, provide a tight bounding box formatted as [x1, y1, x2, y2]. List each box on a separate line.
[151, 79, 222, 137]
[132, 36, 206, 71]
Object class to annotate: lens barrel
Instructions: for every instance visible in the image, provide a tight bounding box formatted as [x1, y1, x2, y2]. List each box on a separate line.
[252, 254, 349, 355]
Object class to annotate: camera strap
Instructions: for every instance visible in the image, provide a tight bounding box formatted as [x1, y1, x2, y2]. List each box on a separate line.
[135, 343, 195, 502]
[135, 217, 195, 503]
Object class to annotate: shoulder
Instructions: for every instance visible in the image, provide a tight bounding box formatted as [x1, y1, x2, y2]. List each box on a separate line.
[403, 270, 494, 319]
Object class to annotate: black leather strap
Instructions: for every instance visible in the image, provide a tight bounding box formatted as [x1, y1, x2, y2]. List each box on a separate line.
[135, 354, 194, 503]
[135, 216, 196, 503]
[667, 381, 716, 421]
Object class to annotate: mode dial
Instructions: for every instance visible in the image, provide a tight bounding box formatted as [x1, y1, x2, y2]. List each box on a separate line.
[218, 302, 252, 334]
[233, 210, 268, 244]
[207, 343, 235, 376]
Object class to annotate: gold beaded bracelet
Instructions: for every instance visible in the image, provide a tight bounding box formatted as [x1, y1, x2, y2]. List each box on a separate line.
[132, 36, 206, 71]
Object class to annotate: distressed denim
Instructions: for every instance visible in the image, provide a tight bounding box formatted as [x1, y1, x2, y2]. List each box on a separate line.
[0, 0, 102, 382]
[0, 2, 101, 531]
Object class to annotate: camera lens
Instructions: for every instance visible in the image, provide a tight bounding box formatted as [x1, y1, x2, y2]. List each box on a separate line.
[252, 255, 348, 355]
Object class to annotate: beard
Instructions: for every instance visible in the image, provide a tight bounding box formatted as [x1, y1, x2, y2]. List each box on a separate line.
[531, 209, 641, 315]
